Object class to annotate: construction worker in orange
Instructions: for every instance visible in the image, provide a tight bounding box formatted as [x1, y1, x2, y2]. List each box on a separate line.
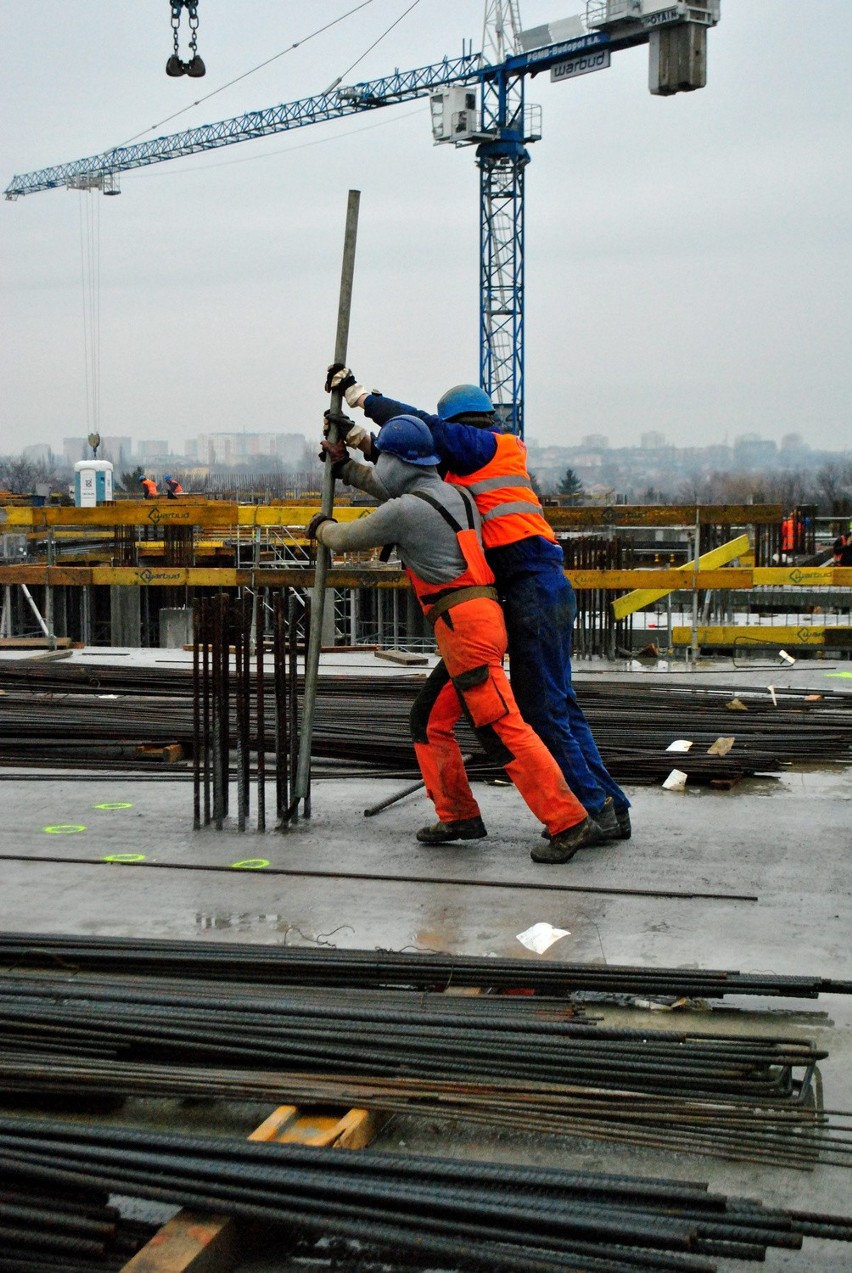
[309, 415, 601, 864]
[164, 475, 184, 498]
[780, 514, 795, 561]
[139, 476, 158, 499]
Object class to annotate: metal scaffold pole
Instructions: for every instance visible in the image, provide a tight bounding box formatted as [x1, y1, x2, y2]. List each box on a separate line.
[290, 189, 361, 821]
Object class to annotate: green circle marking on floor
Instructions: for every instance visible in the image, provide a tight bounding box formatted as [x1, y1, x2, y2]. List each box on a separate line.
[93, 802, 134, 811]
[44, 825, 87, 835]
[230, 858, 270, 870]
[103, 853, 146, 863]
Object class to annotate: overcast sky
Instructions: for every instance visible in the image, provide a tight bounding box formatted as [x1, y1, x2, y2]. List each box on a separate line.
[1, 1, 850, 458]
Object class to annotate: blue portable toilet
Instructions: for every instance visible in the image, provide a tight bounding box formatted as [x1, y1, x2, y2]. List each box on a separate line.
[74, 460, 113, 507]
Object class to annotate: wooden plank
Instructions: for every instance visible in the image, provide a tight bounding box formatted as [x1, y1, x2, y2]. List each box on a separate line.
[611, 535, 750, 621]
[121, 1106, 382, 1273]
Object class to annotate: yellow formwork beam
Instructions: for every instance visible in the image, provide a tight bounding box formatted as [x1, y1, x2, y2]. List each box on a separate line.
[0, 501, 374, 530]
[611, 535, 750, 621]
[0, 563, 849, 590]
[671, 625, 852, 648]
[1, 500, 781, 531]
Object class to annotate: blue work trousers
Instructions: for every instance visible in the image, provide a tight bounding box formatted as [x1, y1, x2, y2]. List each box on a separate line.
[501, 565, 629, 816]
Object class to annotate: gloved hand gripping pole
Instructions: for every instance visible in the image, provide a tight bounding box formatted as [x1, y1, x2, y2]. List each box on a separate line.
[289, 189, 361, 822]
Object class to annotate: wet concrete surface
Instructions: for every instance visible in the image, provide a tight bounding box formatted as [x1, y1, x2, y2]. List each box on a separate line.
[0, 653, 849, 1269]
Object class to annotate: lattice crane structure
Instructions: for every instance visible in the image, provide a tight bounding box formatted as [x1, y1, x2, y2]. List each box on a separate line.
[5, 1, 720, 435]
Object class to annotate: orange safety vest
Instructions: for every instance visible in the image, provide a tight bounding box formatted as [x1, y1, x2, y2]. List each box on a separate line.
[140, 479, 158, 498]
[444, 433, 556, 549]
[404, 489, 497, 626]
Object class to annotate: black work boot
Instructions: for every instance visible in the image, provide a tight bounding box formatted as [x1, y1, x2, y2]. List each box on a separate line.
[530, 816, 599, 864]
[416, 817, 487, 845]
[593, 797, 620, 842]
[616, 807, 632, 840]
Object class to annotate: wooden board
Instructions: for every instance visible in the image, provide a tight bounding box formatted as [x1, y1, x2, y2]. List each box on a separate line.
[121, 1106, 383, 1273]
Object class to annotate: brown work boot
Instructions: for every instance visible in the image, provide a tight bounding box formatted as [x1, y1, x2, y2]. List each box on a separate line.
[416, 817, 487, 845]
[530, 816, 599, 864]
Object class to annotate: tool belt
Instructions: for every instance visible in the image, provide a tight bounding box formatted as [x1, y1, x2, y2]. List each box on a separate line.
[426, 585, 498, 627]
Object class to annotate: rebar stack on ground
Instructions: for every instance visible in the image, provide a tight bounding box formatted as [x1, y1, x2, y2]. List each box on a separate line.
[0, 1118, 850, 1271]
[0, 943, 850, 1167]
[0, 659, 849, 782]
[2, 931, 850, 1000]
[0, 1168, 158, 1272]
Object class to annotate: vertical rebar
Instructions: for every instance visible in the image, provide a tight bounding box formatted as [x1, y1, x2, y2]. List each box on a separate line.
[235, 597, 246, 832]
[202, 597, 211, 826]
[192, 599, 201, 830]
[255, 589, 266, 833]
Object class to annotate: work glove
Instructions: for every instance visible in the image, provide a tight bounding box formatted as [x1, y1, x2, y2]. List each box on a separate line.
[325, 362, 367, 408]
[305, 513, 336, 540]
[322, 409, 367, 448]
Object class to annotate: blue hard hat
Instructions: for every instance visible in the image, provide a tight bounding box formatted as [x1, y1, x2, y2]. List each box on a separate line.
[164, 474, 172, 482]
[138, 476, 146, 483]
[436, 383, 494, 421]
[374, 415, 440, 466]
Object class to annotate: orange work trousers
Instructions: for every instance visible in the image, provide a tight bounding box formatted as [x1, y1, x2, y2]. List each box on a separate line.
[411, 597, 587, 835]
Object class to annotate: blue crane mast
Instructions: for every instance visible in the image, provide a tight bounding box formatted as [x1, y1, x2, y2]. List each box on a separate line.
[4, 2, 720, 436]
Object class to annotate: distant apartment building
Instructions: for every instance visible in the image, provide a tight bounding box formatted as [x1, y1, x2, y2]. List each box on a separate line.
[194, 432, 308, 467]
[63, 437, 88, 465]
[22, 444, 55, 465]
[100, 436, 132, 466]
[137, 440, 171, 462]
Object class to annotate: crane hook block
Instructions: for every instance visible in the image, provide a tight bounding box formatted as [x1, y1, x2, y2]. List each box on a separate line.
[167, 0, 205, 78]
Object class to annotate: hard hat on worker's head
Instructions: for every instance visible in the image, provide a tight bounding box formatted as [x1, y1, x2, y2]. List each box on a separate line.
[374, 415, 440, 467]
[436, 383, 494, 423]
[138, 476, 146, 483]
[164, 475, 172, 482]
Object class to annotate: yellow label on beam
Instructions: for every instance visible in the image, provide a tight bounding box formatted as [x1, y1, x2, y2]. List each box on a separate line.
[611, 534, 750, 621]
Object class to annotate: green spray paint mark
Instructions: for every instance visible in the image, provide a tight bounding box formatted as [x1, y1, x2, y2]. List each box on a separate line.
[230, 858, 270, 871]
[103, 853, 146, 863]
[44, 825, 86, 835]
[93, 802, 134, 811]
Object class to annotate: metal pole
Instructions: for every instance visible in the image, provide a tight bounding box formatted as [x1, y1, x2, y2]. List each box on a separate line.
[689, 507, 700, 667]
[292, 189, 361, 816]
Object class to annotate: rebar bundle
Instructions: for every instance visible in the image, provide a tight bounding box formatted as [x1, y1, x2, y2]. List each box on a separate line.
[0, 1117, 849, 1271]
[0, 949, 849, 1167]
[1, 932, 849, 1001]
[0, 1168, 157, 1272]
[0, 658, 848, 789]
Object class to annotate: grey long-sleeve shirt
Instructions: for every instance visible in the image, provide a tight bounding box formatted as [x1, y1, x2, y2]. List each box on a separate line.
[315, 454, 484, 586]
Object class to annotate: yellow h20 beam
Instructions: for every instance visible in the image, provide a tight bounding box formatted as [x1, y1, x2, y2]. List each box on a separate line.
[611, 534, 750, 622]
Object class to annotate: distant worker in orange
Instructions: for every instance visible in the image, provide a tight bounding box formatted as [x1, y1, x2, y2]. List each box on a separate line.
[139, 476, 158, 499]
[780, 513, 795, 561]
[164, 475, 184, 499]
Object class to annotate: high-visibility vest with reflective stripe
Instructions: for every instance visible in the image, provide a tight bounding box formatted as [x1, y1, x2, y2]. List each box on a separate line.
[404, 488, 496, 622]
[444, 433, 556, 549]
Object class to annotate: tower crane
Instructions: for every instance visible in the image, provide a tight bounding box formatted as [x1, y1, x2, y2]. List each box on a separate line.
[4, 1, 721, 436]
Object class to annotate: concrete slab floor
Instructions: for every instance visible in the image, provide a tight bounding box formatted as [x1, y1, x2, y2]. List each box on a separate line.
[0, 663, 849, 1270]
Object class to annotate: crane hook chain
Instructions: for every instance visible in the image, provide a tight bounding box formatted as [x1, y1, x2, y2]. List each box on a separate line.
[166, 1, 205, 78]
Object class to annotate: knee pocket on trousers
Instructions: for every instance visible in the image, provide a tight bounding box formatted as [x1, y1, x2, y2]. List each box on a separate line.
[453, 665, 510, 729]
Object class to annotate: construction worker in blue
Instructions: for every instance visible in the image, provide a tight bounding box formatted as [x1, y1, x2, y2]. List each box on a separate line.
[324, 365, 631, 863]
